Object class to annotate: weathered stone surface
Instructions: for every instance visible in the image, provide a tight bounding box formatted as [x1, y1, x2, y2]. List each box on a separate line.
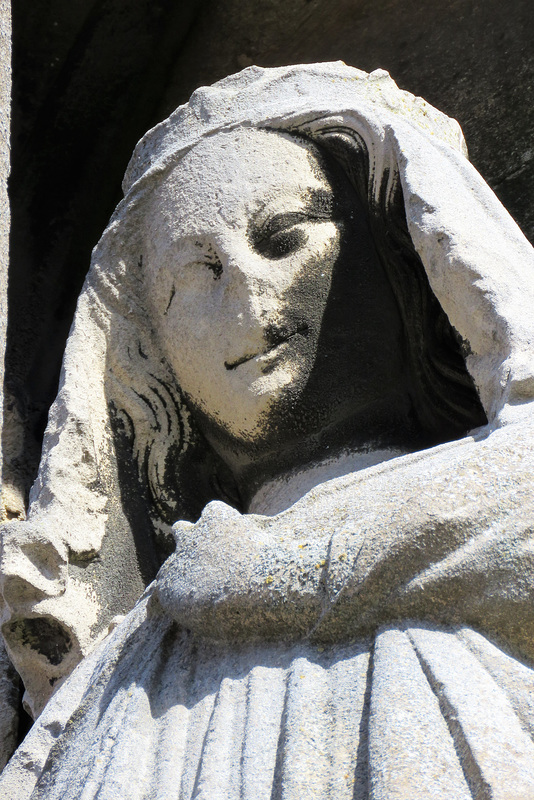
[3, 605, 534, 797]
[1, 63, 534, 794]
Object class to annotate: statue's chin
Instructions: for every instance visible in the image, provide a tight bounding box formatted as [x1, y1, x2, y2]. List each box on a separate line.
[189, 373, 310, 453]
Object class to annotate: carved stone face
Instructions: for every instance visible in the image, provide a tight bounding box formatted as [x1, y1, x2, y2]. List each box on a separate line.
[145, 128, 405, 465]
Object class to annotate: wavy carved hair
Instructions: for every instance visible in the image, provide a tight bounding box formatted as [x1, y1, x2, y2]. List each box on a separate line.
[89, 122, 486, 553]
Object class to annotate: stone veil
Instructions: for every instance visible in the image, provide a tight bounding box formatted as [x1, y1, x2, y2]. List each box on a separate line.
[1, 62, 534, 798]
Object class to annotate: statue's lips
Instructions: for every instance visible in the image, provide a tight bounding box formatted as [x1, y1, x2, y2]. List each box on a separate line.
[224, 324, 309, 371]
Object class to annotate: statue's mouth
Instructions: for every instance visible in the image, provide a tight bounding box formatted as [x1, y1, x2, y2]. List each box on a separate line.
[224, 323, 309, 371]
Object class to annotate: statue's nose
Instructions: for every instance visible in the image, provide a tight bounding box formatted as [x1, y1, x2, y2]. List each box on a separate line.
[219, 240, 293, 306]
[220, 254, 283, 332]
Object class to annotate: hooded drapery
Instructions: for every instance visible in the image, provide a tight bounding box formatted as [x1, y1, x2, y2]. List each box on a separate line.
[1, 63, 534, 798]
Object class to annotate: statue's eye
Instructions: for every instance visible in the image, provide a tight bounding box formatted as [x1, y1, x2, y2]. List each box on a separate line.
[198, 242, 223, 279]
[206, 258, 223, 280]
[261, 228, 307, 259]
[252, 212, 308, 259]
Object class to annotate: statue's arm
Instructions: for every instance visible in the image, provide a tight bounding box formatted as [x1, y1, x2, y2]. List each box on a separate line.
[155, 422, 534, 657]
[155, 501, 328, 640]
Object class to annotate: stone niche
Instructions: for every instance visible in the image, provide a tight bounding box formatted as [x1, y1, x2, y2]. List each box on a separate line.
[1, 0, 534, 794]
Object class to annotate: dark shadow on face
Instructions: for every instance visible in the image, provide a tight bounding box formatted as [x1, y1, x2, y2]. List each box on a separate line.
[259, 142, 413, 458]
[309, 132, 488, 446]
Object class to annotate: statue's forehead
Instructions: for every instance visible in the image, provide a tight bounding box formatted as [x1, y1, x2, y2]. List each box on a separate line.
[149, 127, 330, 233]
[164, 127, 323, 186]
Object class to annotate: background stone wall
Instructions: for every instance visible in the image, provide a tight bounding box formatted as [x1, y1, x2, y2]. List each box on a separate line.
[4, 0, 534, 515]
[0, 0, 9, 496]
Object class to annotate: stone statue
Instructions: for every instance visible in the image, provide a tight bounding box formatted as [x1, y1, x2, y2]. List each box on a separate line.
[1, 62, 534, 798]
